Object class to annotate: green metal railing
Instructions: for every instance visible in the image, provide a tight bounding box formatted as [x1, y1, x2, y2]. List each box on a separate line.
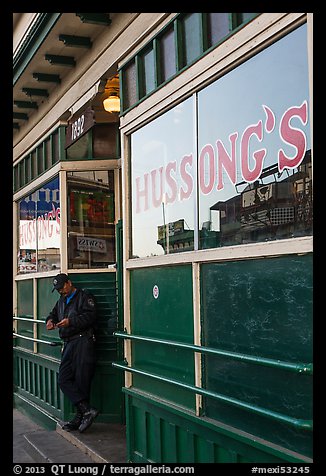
[13, 316, 61, 346]
[114, 331, 313, 375]
[113, 331, 313, 431]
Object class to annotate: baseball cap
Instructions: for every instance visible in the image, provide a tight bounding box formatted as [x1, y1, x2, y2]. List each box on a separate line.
[52, 273, 69, 292]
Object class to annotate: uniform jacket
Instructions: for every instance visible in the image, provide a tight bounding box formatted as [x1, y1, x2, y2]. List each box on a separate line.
[46, 288, 96, 340]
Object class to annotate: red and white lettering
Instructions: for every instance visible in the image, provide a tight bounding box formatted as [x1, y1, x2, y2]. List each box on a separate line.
[216, 132, 238, 190]
[180, 154, 194, 200]
[165, 161, 178, 204]
[135, 174, 149, 213]
[241, 120, 266, 183]
[278, 100, 308, 172]
[199, 144, 215, 195]
[151, 167, 164, 208]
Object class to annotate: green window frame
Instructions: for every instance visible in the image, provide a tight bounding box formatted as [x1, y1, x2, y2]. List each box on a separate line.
[13, 126, 65, 193]
[120, 12, 259, 114]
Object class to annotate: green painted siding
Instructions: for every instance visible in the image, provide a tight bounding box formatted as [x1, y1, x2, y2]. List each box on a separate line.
[16, 279, 34, 351]
[130, 265, 195, 409]
[201, 254, 313, 459]
[64, 272, 123, 422]
[124, 389, 311, 463]
[14, 272, 124, 425]
[37, 276, 61, 358]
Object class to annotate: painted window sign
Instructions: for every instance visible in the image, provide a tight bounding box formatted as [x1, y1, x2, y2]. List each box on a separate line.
[18, 176, 61, 273]
[131, 24, 312, 258]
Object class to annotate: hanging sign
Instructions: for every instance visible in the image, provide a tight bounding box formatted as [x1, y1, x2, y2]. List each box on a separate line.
[65, 106, 95, 148]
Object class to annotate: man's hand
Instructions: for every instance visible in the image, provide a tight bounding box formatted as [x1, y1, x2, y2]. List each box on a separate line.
[46, 319, 57, 330]
[56, 318, 70, 328]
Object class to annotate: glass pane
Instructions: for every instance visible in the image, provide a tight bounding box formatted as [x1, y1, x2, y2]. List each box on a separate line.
[160, 27, 176, 82]
[67, 170, 115, 269]
[207, 13, 230, 47]
[182, 13, 201, 66]
[131, 97, 194, 258]
[141, 47, 155, 96]
[198, 24, 312, 249]
[18, 176, 61, 274]
[123, 60, 137, 110]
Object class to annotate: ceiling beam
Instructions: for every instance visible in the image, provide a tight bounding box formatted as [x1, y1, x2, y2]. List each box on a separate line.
[13, 112, 29, 120]
[14, 100, 38, 109]
[76, 13, 111, 25]
[33, 72, 61, 83]
[22, 87, 49, 97]
[59, 34, 92, 48]
[45, 54, 76, 66]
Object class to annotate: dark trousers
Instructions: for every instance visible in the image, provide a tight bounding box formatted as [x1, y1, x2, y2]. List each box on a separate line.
[58, 335, 96, 406]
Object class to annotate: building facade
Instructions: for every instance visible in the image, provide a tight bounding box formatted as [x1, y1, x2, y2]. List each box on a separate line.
[13, 13, 313, 463]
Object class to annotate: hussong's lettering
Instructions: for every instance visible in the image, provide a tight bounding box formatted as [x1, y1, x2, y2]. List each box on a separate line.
[134, 101, 308, 213]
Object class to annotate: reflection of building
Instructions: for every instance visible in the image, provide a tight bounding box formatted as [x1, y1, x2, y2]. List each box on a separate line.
[210, 150, 312, 245]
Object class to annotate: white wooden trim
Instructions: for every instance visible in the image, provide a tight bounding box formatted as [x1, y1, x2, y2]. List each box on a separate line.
[59, 170, 68, 273]
[125, 236, 313, 269]
[121, 131, 132, 388]
[192, 262, 202, 416]
[13, 160, 121, 202]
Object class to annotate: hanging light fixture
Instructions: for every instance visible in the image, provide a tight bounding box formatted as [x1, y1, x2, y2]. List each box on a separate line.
[103, 75, 120, 113]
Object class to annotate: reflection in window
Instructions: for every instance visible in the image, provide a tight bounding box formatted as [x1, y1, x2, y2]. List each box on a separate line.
[18, 176, 61, 274]
[67, 170, 115, 269]
[131, 98, 194, 258]
[123, 60, 137, 110]
[181, 13, 202, 67]
[207, 13, 230, 47]
[159, 27, 176, 83]
[198, 24, 312, 249]
[141, 47, 155, 96]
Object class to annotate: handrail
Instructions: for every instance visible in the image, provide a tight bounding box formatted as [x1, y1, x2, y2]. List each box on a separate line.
[13, 333, 61, 346]
[13, 316, 45, 324]
[112, 361, 312, 431]
[114, 331, 313, 375]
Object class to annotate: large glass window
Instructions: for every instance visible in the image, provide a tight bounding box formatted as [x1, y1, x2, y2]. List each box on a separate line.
[67, 170, 115, 268]
[130, 24, 311, 258]
[198, 24, 311, 248]
[131, 98, 194, 258]
[18, 176, 60, 273]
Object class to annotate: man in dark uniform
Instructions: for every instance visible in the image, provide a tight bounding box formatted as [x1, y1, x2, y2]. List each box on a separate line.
[46, 273, 99, 433]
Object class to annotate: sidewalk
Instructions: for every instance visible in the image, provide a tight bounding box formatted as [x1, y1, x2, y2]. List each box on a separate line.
[13, 408, 127, 463]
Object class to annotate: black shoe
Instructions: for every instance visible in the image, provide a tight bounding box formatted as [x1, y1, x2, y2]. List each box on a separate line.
[78, 407, 99, 433]
[61, 412, 83, 431]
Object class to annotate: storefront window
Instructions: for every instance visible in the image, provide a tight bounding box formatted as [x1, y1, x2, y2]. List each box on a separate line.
[18, 176, 60, 273]
[130, 24, 311, 259]
[198, 24, 311, 248]
[131, 97, 194, 258]
[67, 170, 115, 268]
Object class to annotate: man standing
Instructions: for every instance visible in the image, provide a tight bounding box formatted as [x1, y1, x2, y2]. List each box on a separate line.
[46, 273, 99, 432]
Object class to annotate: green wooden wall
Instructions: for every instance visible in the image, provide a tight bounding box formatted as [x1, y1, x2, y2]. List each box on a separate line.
[130, 265, 195, 409]
[124, 254, 313, 463]
[201, 254, 313, 459]
[14, 271, 124, 426]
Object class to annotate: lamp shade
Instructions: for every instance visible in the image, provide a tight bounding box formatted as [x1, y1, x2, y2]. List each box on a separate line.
[103, 94, 120, 113]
